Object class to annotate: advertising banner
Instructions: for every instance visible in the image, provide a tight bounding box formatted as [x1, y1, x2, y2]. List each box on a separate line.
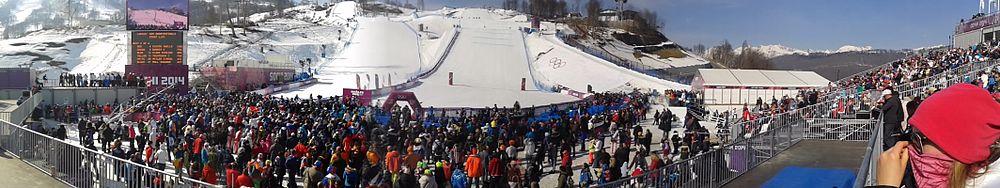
[127, 0, 189, 30]
[126, 112, 164, 122]
[0, 68, 32, 89]
[958, 14, 1000, 34]
[132, 31, 184, 64]
[126, 64, 189, 93]
[342, 89, 373, 106]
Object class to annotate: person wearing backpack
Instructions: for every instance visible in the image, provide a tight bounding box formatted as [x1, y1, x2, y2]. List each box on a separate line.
[451, 168, 468, 188]
[579, 163, 592, 188]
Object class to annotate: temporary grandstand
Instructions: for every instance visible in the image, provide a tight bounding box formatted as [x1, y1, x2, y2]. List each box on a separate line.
[692, 69, 831, 106]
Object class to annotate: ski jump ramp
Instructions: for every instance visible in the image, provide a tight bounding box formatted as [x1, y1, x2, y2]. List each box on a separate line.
[403, 9, 576, 108]
[277, 17, 422, 98]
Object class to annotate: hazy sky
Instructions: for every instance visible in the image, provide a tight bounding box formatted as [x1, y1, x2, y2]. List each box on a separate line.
[407, 0, 976, 50]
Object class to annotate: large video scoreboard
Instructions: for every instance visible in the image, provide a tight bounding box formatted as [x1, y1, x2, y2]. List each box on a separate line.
[131, 31, 184, 64]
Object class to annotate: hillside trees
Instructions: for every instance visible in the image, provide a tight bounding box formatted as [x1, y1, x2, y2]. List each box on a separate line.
[708, 40, 772, 69]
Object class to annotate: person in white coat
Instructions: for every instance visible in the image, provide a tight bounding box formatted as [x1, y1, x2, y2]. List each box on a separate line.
[154, 144, 170, 170]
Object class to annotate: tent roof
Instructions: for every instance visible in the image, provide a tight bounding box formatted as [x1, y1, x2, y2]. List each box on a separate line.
[697, 69, 830, 88]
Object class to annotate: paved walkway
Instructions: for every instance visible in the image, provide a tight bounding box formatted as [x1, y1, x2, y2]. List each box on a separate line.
[722, 139, 867, 188]
[0, 151, 68, 188]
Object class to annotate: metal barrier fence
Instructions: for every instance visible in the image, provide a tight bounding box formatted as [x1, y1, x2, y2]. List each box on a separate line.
[0, 119, 221, 188]
[893, 60, 1000, 95]
[593, 48, 983, 188]
[0, 92, 43, 124]
[593, 117, 877, 188]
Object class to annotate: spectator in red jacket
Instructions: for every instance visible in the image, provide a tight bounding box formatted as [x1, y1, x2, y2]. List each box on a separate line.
[237, 168, 254, 188]
[226, 163, 240, 188]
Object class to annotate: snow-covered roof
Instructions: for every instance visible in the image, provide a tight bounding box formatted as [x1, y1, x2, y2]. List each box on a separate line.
[696, 69, 830, 88]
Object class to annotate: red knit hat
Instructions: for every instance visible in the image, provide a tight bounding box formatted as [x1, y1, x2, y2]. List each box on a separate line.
[909, 84, 1000, 164]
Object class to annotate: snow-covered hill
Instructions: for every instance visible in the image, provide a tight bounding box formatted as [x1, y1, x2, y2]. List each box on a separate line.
[0, 0, 123, 38]
[0, 2, 352, 80]
[1, 0, 690, 109]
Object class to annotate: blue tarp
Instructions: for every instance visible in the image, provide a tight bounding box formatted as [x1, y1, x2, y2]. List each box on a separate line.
[761, 166, 855, 188]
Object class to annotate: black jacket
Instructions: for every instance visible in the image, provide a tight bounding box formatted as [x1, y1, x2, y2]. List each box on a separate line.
[905, 99, 922, 121]
[882, 96, 905, 125]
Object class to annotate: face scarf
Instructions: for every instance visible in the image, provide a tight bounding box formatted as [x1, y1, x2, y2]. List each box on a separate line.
[908, 146, 956, 188]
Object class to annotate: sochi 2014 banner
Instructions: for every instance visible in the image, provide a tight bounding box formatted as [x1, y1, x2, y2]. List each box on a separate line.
[959, 14, 1000, 34]
[126, 64, 189, 93]
[343, 88, 374, 106]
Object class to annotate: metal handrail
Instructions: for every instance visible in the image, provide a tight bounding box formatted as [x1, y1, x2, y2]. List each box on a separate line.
[855, 117, 884, 188]
[0, 119, 222, 188]
[0, 92, 43, 124]
[590, 117, 876, 188]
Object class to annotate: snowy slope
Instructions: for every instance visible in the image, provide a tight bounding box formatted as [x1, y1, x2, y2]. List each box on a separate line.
[10, 0, 41, 24]
[284, 6, 692, 107]
[72, 33, 128, 74]
[277, 3, 425, 98]
[2, 1, 693, 108]
[527, 33, 690, 92]
[0, 1, 353, 81]
[0, 26, 124, 79]
[1, 0, 123, 37]
[401, 9, 578, 107]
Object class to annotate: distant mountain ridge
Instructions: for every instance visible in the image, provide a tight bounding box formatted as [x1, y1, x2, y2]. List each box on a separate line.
[733, 44, 899, 59]
[765, 45, 949, 81]
[719, 44, 949, 81]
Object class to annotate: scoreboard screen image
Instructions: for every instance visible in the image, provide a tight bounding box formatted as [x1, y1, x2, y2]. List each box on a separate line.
[126, 0, 189, 30]
[131, 31, 184, 64]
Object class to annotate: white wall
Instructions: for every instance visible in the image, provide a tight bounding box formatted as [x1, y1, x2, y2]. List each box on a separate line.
[955, 30, 984, 48]
[703, 87, 808, 106]
[41, 88, 142, 106]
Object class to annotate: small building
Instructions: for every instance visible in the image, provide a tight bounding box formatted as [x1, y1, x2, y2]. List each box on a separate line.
[692, 69, 831, 106]
[202, 55, 299, 91]
[598, 9, 640, 22]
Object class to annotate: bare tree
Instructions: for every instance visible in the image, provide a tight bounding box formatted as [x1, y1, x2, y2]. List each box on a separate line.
[735, 41, 772, 69]
[709, 40, 736, 67]
[586, 0, 601, 25]
[640, 9, 660, 30]
[64, 0, 75, 27]
[692, 44, 707, 56]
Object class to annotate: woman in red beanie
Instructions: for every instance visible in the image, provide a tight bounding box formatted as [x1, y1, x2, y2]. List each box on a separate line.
[873, 84, 1000, 188]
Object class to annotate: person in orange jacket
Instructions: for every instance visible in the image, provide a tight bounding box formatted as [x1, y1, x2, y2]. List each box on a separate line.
[464, 149, 483, 188]
[385, 147, 401, 174]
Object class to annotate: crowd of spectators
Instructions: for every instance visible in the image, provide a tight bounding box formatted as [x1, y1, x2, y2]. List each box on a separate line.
[57, 89, 681, 188]
[833, 41, 1000, 98]
[31, 40, 1000, 188]
[57, 72, 145, 87]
